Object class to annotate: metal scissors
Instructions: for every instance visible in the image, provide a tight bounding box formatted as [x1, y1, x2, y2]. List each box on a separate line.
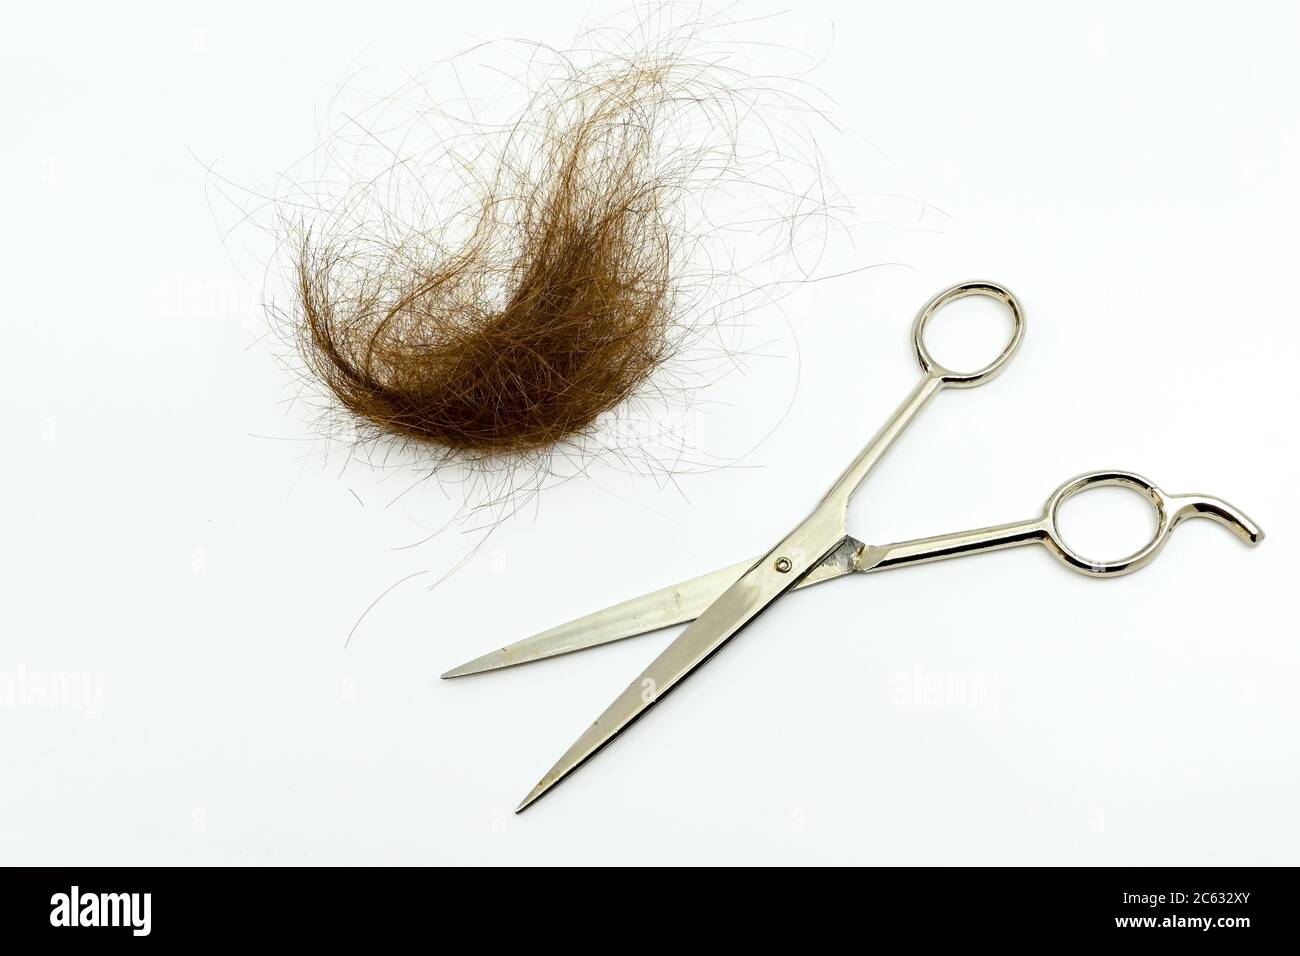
[443, 281, 1264, 812]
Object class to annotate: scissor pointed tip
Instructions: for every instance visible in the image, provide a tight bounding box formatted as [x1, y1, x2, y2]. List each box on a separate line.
[515, 780, 551, 814]
[440, 649, 509, 679]
[517, 747, 593, 813]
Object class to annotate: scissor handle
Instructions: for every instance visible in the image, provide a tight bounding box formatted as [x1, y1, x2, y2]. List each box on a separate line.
[1040, 470, 1264, 577]
[820, 281, 1028, 517]
[912, 281, 1026, 388]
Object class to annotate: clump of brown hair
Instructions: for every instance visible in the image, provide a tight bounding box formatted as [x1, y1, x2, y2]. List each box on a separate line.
[268, 10, 855, 497]
[295, 58, 704, 453]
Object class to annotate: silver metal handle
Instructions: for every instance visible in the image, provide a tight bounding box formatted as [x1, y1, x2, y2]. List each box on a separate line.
[819, 281, 1026, 518]
[861, 470, 1264, 577]
[1039, 470, 1263, 576]
[912, 280, 1026, 388]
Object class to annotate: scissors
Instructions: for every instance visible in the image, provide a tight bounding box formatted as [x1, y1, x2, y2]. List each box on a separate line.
[443, 281, 1264, 812]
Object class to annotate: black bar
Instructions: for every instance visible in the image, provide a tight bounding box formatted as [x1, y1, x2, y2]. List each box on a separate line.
[0, 866, 1293, 943]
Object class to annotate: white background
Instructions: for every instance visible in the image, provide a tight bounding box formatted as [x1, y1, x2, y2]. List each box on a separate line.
[3, 1, 1297, 865]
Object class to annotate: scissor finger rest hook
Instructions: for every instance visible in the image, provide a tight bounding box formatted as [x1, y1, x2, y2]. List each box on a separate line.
[1040, 470, 1264, 577]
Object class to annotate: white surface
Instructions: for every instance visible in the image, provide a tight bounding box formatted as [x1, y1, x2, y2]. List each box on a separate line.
[2, 0, 1297, 865]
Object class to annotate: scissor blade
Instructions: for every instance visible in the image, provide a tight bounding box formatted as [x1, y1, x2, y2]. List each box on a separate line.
[441, 537, 865, 678]
[441, 560, 751, 679]
[517, 518, 847, 812]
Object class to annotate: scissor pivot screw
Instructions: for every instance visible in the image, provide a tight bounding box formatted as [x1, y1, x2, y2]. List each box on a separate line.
[774, 557, 792, 573]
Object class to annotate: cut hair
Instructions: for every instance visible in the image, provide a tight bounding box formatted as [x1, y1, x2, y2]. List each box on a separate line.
[276, 9, 852, 486]
[297, 59, 708, 453]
